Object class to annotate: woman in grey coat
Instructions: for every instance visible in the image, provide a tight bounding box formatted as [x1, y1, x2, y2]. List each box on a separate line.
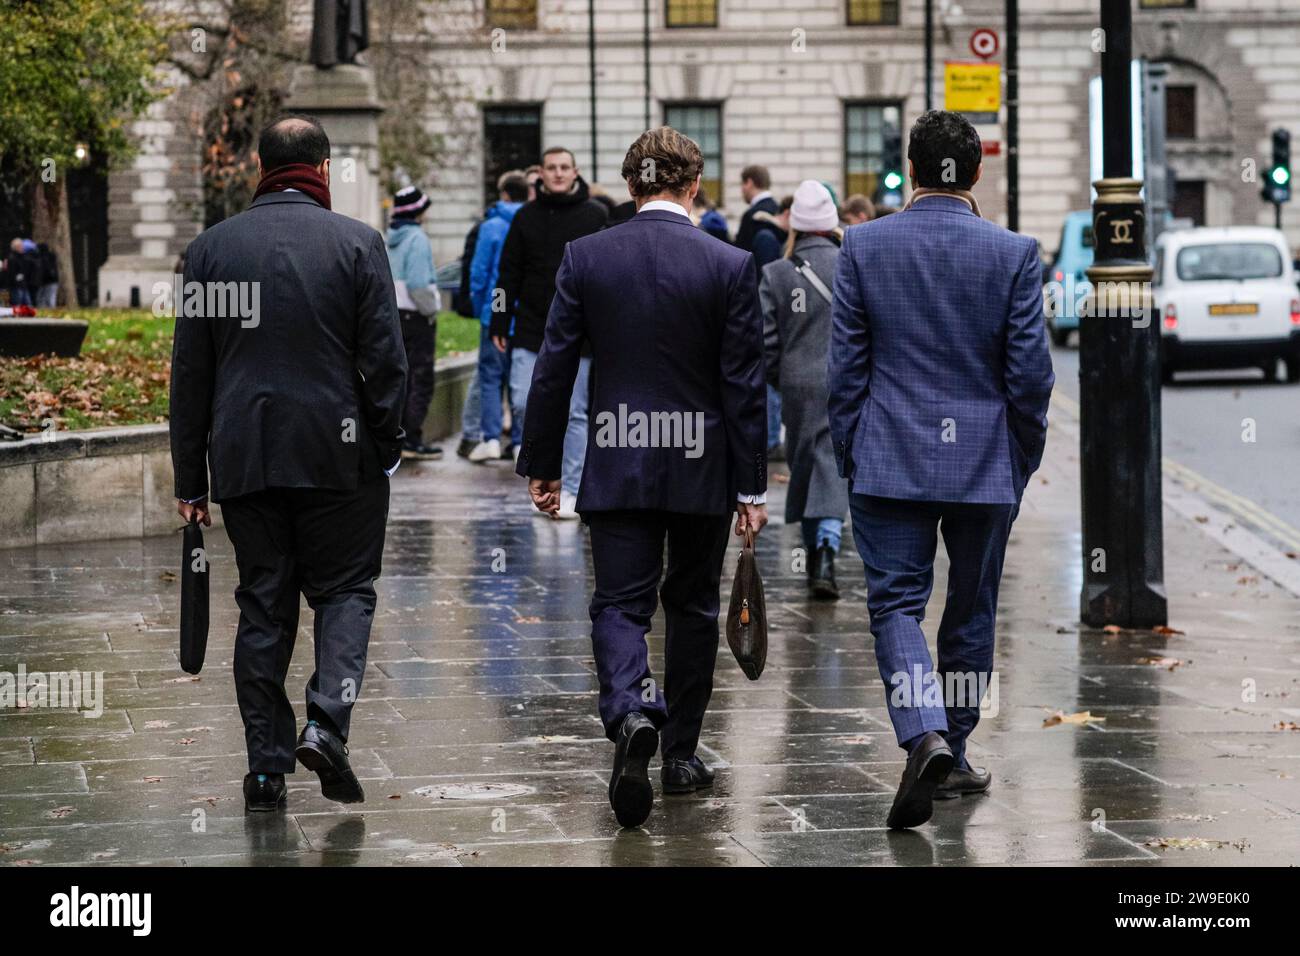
[758, 180, 850, 600]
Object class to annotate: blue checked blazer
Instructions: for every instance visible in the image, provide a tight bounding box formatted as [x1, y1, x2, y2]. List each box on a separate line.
[827, 195, 1054, 505]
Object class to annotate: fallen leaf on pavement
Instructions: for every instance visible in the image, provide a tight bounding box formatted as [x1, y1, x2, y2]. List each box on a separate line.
[1143, 837, 1247, 852]
[1043, 710, 1106, 727]
[1151, 625, 1184, 635]
[1137, 657, 1183, 670]
[1273, 721, 1299, 731]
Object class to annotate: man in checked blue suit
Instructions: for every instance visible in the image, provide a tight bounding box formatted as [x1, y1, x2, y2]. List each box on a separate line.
[829, 111, 1055, 830]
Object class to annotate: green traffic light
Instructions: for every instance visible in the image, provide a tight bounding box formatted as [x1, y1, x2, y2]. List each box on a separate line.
[883, 171, 903, 190]
[1271, 166, 1290, 186]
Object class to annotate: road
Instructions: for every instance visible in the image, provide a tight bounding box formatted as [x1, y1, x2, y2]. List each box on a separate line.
[1049, 342, 1300, 548]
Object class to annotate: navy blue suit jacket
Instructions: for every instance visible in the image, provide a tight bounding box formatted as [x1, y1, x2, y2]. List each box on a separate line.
[828, 195, 1054, 505]
[516, 208, 767, 515]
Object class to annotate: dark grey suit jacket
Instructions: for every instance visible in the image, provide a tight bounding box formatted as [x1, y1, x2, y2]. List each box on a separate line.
[170, 191, 408, 503]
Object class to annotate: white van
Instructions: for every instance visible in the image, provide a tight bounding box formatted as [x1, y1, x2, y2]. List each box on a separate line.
[1155, 226, 1300, 383]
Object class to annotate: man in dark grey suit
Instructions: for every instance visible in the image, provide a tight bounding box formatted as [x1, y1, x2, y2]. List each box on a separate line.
[170, 115, 407, 811]
[518, 127, 768, 829]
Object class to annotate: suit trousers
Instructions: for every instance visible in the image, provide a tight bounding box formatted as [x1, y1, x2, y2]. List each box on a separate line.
[849, 493, 1013, 768]
[586, 510, 732, 760]
[400, 311, 435, 444]
[220, 475, 390, 773]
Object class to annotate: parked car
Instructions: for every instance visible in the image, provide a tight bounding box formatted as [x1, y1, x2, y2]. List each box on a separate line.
[1044, 210, 1094, 347]
[1156, 226, 1300, 383]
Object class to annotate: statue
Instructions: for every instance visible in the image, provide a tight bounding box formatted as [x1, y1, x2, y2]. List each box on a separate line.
[310, 0, 369, 69]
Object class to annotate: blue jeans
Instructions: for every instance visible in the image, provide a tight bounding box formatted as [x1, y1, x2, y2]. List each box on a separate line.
[801, 517, 843, 554]
[511, 347, 590, 498]
[848, 493, 1013, 768]
[476, 327, 514, 446]
[461, 368, 481, 442]
[766, 384, 782, 448]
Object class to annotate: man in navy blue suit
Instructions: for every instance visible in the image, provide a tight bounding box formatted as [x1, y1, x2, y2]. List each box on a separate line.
[517, 126, 768, 829]
[829, 110, 1054, 830]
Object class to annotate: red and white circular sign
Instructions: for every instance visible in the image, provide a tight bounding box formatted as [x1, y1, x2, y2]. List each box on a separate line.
[970, 28, 999, 60]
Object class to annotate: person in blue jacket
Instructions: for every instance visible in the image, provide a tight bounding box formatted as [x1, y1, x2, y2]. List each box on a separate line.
[466, 171, 529, 462]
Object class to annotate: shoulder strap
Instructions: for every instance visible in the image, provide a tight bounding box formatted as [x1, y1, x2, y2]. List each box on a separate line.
[793, 256, 833, 304]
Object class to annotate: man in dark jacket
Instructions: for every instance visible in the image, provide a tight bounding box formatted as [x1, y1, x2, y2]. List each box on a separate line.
[490, 146, 608, 516]
[734, 164, 779, 253]
[518, 126, 767, 829]
[170, 115, 408, 813]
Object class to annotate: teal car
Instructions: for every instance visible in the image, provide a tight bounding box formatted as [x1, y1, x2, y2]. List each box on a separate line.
[1044, 210, 1094, 347]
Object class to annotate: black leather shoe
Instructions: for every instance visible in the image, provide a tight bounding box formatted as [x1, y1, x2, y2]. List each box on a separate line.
[243, 772, 286, 812]
[934, 764, 992, 800]
[661, 755, 715, 794]
[886, 732, 954, 830]
[295, 721, 364, 804]
[401, 440, 443, 460]
[809, 545, 840, 601]
[609, 713, 659, 828]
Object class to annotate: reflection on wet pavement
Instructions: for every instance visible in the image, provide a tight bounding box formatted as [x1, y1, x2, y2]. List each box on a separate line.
[1, 423, 1298, 866]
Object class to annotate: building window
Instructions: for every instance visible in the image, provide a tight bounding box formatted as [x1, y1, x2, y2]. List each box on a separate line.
[483, 105, 542, 206]
[486, 0, 537, 29]
[845, 102, 902, 202]
[847, 0, 899, 26]
[664, 103, 723, 205]
[667, 0, 718, 28]
[1171, 179, 1205, 226]
[1165, 85, 1196, 140]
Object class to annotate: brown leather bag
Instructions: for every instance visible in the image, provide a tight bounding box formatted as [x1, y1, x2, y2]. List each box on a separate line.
[725, 527, 768, 680]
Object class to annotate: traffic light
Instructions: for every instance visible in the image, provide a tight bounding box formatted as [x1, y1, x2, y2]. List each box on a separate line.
[1263, 128, 1290, 205]
[878, 126, 904, 206]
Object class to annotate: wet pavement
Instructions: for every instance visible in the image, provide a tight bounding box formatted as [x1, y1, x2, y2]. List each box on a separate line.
[2, 394, 1298, 867]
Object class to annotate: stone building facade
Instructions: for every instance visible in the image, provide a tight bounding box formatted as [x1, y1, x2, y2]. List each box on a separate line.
[99, 0, 1300, 302]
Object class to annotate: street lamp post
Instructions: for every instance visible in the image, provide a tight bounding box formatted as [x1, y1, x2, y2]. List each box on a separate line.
[1078, 0, 1168, 628]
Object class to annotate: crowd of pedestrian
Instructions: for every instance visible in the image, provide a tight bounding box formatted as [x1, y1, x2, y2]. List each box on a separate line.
[169, 111, 1053, 833]
[416, 151, 899, 554]
[1, 237, 60, 308]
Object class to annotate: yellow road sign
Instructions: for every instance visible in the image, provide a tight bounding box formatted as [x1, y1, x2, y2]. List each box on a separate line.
[944, 62, 1001, 115]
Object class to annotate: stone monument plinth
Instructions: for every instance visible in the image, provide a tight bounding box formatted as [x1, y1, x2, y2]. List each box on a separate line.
[285, 63, 385, 230]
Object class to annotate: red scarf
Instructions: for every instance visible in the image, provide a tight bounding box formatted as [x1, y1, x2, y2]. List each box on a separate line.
[252, 163, 331, 210]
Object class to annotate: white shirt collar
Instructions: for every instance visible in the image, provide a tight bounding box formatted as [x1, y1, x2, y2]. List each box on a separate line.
[638, 199, 690, 218]
[748, 190, 773, 208]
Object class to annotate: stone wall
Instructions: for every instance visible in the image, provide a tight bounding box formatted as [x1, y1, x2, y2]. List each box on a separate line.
[0, 354, 475, 548]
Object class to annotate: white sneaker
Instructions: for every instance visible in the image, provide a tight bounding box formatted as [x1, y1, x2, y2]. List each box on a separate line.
[512, 444, 521, 463]
[467, 439, 500, 463]
[555, 492, 579, 520]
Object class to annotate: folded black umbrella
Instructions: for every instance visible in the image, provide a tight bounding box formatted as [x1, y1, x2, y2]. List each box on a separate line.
[179, 516, 210, 674]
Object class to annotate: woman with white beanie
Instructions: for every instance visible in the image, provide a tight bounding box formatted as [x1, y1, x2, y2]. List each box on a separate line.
[758, 180, 851, 600]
